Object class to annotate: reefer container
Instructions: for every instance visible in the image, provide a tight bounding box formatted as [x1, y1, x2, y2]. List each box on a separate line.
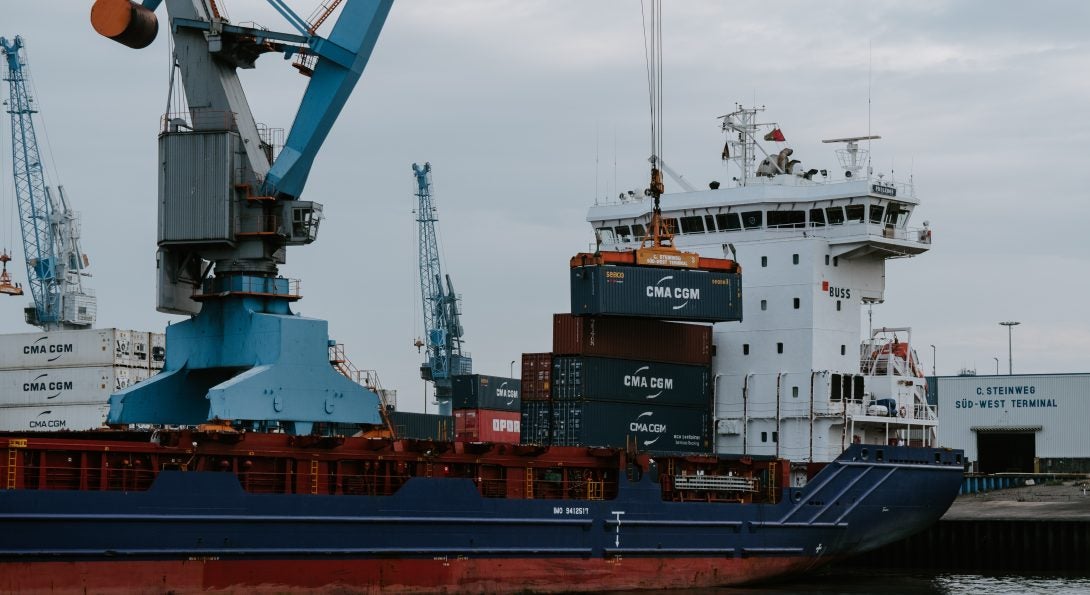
[551, 401, 711, 454]
[451, 375, 521, 412]
[453, 409, 521, 444]
[552, 356, 709, 407]
[521, 353, 553, 401]
[570, 264, 742, 322]
[520, 400, 553, 445]
[0, 366, 146, 407]
[553, 313, 713, 365]
[0, 328, 160, 370]
[388, 411, 453, 441]
[0, 403, 110, 431]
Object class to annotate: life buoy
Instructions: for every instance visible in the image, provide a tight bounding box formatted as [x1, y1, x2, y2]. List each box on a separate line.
[898, 406, 907, 418]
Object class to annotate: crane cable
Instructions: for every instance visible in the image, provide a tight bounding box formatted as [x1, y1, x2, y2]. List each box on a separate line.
[641, 0, 667, 245]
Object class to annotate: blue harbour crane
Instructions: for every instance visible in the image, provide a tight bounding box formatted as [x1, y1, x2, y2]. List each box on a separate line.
[0, 36, 95, 330]
[93, 0, 393, 434]
[412, 162, 470, 415]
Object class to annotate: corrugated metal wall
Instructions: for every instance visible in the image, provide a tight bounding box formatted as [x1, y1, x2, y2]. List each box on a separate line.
[936, 374, 1090, 460]
[158, 132, 236, 243]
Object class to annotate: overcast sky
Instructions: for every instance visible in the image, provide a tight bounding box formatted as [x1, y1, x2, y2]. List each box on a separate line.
[1, 1, 1087, 411]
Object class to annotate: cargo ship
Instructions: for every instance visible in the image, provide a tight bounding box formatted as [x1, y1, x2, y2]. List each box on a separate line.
[0, 151, 964, 594]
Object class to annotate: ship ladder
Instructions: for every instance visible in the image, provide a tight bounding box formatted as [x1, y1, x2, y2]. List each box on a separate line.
[525, 467, 534, 499]
[767, 460, 778, 502]
[587, 480, 603, 500]
[6, 439, 26, 490]
[310, 459, 320, 495]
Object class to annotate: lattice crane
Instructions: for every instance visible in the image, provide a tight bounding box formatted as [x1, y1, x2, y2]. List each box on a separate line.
[412, 162, 470, 415]
[0, 36, 95, 330]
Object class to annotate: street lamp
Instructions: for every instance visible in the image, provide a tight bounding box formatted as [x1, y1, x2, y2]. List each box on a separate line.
[510, 360, 516, 378]
[999, 321, 1020, 375]
[929, 344, 936, 376]
[993, 357, 999, 375]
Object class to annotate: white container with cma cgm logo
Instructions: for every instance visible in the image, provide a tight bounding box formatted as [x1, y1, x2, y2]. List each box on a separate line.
[0, 328, 163, 370]
[0, 366, 150, 407]
[0, 402, 111, 431]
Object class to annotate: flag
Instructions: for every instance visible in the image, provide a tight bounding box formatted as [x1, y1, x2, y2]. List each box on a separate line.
[763, 128, 785, 142]
[721, 140, 730, 160]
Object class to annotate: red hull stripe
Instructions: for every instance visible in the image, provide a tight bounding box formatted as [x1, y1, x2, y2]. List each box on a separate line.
[1, 556, 825, 593]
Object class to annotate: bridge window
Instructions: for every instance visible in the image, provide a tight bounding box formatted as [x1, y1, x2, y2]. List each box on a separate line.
[680, 216, 705, 234]
[614, 225, 632, 242]
[809, 208, 826, 227]
[741, 211, 763, 229]
[716, 213, 741, 231]
[845, 204, 865, 223]
[767, 210, 805, 229]
[869, 203, 884, 224]
[885, 202, 909, 227]
[826, 206, 845, 225]
[665, 218, 680, 235]
[596, 227, 615, 243]
[704, 214, 717, 231]
[631, 223, 646, 239]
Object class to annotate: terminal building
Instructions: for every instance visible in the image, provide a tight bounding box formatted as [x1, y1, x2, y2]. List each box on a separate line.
[934, 373, 1090, 474]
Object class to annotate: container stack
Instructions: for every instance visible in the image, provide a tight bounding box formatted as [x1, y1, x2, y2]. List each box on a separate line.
[520, 251, 741, 455]
[451, 374, 521, 443]
[0, 328, 166, 431]
[387, 410, 453, 441]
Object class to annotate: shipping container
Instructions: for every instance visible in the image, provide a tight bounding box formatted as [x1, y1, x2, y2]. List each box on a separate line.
[553, 313, 713, 365]
[520, 400, 553, 445]
[570, 264, 742, 322]
[521, 353, 553, 401]
[388, 411, 453, 441]
[0, 366, 147, 407]
[451, 375, 521, 412]
[453, 409, 521, 444]
[551, 401, 711, 454]
[0, 402, 110, 432]
[0, 328, 161, 370]
[552, 356, 710, 407]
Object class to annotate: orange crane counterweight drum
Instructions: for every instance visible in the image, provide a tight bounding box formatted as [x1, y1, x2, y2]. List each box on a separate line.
[91, 0, 158, 49]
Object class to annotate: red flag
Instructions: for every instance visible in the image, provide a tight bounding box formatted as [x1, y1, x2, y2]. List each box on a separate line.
[763, 128, 786, 142]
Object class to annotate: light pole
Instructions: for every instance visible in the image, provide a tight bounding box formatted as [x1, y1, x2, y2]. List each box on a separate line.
[929, 344, 936, 376]
[509, 360, 516, 378]
[993, 357, 999, 375]
[999, 321, 1020, 375]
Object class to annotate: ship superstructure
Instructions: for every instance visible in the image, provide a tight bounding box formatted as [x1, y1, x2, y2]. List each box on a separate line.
[588, 105, 936, 466]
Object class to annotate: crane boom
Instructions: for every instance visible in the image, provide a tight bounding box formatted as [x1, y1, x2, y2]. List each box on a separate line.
[413, 162, 470, 414]
[0, 36, 95, 330]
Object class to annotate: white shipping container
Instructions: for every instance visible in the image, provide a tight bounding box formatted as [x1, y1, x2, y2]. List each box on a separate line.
[150, 333, 166, 370]
[0, 402, 110, 431]
[0, 329, 128, 370]
[0, 366, 140, 407]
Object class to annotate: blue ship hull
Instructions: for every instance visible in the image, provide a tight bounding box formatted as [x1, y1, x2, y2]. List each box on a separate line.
[0, 441, 962, 593]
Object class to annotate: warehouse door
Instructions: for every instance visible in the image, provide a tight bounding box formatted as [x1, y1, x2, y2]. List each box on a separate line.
[976, 432, 1035, 473]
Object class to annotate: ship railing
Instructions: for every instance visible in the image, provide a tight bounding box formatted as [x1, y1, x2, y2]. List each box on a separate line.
[915, 403, 938, 421]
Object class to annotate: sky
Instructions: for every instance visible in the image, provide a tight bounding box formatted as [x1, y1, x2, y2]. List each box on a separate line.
[0, 1, 1087, 412]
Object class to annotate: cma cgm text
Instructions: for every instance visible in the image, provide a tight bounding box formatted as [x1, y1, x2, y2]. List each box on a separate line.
[24, 343, 74, 354]
[646, 287, 701, 299]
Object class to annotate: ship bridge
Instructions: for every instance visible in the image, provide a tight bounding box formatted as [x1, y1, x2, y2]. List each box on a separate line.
[588, 176, 932, 261]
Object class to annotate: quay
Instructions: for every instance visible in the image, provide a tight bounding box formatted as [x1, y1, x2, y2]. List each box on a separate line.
[847, 476, 1090, 570]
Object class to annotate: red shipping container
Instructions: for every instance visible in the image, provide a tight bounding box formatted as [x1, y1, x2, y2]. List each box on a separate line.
[552, 314, 713, 366]
[453, 409, 521, 444]
[521, 352, 553, 401]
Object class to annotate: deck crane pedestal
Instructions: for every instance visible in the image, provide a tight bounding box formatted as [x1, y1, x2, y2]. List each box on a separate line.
[1, 36, 96, 330]
[94, 0, 393, 434]
[412, 163, 470, 416]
